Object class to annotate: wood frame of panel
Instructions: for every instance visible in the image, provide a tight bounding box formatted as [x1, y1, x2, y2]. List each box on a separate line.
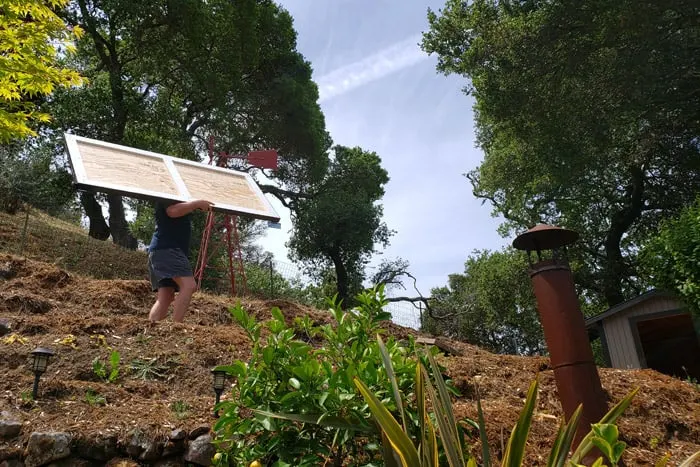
[64, 133, 280, 222]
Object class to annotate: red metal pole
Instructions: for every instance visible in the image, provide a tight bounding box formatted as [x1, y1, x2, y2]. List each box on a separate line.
[225, 215, 236, 295]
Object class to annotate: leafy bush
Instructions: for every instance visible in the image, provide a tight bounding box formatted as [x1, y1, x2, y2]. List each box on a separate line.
[641, 197, 700, 315]
[212, 286, 440, 466]
[0, 143, 75, 216]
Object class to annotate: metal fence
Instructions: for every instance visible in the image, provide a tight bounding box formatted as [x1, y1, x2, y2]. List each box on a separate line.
[1, 209, 424, 330]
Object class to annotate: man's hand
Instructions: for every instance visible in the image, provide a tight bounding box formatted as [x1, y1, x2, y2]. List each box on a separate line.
[193, 200, 214, 211]
[166, 200, 214, 218]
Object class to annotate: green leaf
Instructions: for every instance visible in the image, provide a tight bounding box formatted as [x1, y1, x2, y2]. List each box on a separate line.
[381, 431, 401, 467]
[251, 409, 376, 433]
[288, 377, 301, 390]
[423, 366, 464, 467]
[546, 404, 582, 467]
[271, 307, 285, 323]
[475, 385, 492, 467]
[569, 388, 639, 464]
[426, 351, 464, 462]
[377, 335, 408, 432]
[501, 379, 538, 467]
[353, 377, 420, 467]
[262, 347, 274, 365]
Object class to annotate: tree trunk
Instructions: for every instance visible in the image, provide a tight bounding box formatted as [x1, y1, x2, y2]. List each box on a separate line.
[602, 166, 645, 307]
[79, 192, 110, 240]
[330, 251, 350, 308]
[107, 193, 138, 249]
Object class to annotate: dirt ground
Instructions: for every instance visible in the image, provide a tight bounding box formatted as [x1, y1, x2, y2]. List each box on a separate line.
[1, 254, 699, 465]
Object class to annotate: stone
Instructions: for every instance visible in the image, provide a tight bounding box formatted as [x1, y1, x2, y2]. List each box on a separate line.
[0, 318, 11, 336]
[25, 432, 71, 467]
[73, 433, 119, 461]
[162, 438, 186, 457]
[125, 429, 161, 461]
[139, 438, 162, 461]
[0, 412, 21, 439]
[184, 434, 215, 466]
[169, 428, 187, 441]
[188, 425, 210, 439]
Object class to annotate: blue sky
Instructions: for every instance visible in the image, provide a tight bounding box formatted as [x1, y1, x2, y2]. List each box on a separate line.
[259, 0, 508, 293]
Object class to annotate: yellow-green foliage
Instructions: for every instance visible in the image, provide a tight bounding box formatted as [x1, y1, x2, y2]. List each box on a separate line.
[0, 0, 84, 141]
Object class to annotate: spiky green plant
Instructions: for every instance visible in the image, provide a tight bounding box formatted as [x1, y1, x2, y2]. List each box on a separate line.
[355, 336, 699, 467]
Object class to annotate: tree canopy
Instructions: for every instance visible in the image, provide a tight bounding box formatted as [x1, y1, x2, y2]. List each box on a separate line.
[422, 0, 700, 309]
[0, 0, 84, 142]
[47, 0, 330, 247]
[423, 248, 544, 356]
[288, 145, 392, 306]
[642, 197, 700, 314]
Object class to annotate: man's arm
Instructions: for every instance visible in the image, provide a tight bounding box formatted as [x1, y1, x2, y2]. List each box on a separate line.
[166, 200, 214, 218]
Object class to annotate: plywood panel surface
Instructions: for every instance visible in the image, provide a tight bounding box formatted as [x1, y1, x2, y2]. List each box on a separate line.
[174, 161, 266, 212]
[78, 140, 180, 195]
[64, 134, 280, 222]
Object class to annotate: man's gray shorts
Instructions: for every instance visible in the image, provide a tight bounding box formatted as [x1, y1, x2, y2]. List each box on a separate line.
[148, 248, 193, 292]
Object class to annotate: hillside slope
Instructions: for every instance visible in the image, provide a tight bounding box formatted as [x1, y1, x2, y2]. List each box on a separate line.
[0, 210, 699, 466]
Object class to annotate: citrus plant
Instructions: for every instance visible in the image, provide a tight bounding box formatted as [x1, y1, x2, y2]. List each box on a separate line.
[212, 286, 440, 466]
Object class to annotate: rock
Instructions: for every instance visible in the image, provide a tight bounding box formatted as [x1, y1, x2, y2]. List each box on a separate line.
[162, 438, 186, 457]
[184, 434, 215, 466]
[169, 428, 187, 441]
[188, 425, 210, 439]
[140, 438, 162, 461]
[74, 433, 119, 461]
[125, 429, 161, 461]
[0, 262, 16, 280]
[25, 432, 71, 467]
[0, 412, 22, 439]
[0, 318, 11, 336]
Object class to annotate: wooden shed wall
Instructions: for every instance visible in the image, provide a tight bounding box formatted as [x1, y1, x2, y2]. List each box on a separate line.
[602, 296, 682, 369]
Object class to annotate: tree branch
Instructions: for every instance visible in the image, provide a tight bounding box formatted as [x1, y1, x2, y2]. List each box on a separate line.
[382, 270, 473, 320]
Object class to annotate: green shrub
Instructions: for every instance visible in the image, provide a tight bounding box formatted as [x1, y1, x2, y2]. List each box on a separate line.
[212, 286, 442, 466]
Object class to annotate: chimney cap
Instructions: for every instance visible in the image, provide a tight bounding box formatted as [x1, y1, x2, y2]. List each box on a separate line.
[512, 224, 579, 252]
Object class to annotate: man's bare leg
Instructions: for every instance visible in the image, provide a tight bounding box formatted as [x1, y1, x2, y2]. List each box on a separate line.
[171, 276, 197, 323]
[149, 287, 175, 323]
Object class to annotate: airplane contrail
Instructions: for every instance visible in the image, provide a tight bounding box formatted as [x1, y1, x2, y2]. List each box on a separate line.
[315, 34, 428, 103]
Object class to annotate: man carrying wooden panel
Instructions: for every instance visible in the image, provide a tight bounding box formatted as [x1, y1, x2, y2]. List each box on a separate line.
[147, 199, 213, 324]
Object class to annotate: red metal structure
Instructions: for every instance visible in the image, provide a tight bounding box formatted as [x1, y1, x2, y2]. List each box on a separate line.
[193, 137, 278, 295]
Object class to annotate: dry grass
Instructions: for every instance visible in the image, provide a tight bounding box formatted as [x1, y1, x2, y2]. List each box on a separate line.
[0, 208, 147, 280]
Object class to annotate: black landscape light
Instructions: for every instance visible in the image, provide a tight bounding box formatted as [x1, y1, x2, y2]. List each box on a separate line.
[30, 347, 55, 399]
[211, 368, 227, 418]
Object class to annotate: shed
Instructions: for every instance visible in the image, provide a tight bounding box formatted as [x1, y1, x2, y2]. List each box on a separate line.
[586, 290, 700, 379]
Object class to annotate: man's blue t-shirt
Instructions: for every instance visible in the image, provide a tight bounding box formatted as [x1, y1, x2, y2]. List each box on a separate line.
[148, 202, 192, 253]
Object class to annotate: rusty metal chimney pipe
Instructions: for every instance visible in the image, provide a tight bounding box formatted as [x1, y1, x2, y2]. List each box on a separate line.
[513, 224, 608, 448]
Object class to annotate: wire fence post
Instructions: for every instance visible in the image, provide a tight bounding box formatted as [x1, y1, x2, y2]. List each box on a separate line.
[268, 256, 274, 299]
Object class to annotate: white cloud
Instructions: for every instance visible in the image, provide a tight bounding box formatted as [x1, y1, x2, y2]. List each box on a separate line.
[315, 34, 428, 102]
